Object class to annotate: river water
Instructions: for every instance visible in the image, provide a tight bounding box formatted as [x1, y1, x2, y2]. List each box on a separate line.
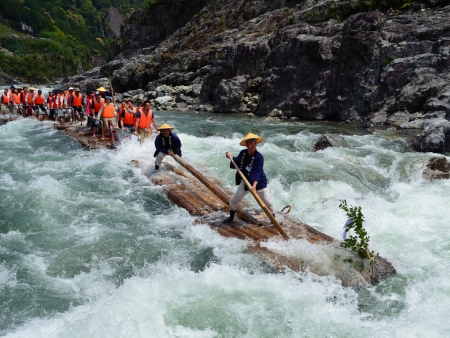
[1, 112, 449, 337]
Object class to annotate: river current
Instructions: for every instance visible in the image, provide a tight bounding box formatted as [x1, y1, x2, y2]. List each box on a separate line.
[1, 112, 449, 337]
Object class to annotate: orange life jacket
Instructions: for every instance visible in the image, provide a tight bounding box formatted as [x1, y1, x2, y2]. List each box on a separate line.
[66, 94, 73, 106]
[48, 96, 58, 109]
[1, 94, 8, 104]
[14, 94, 21, 104]
[72, 94, 82, 107]
[20, 92, 26, 104]
[93, 99, 104, 113]
[122, 110, 136, 126]
[35, 94, 45, 105]
[27, 93, 34, 104]
[102, 103, 115, 118]
[137, 110, 153, 129]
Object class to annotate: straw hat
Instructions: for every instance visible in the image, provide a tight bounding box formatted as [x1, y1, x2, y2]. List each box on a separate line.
[96, 86, 107, 92]
[29, 87, 35, 91]
[239, 132, 264, 146]
[157, 123, 174, 131]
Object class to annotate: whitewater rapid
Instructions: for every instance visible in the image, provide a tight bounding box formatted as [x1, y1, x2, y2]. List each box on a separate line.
[1, 113, 449, 337]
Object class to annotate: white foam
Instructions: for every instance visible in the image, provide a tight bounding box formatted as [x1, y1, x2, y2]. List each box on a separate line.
[3, 117, 450, 336]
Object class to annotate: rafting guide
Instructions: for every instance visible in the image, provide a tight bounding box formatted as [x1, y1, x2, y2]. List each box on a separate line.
[223, 132, 275, 224]
[154, 123, 182, 170]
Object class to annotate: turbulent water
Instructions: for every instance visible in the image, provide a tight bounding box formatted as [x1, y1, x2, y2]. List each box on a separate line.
[1, 112, 449, 337]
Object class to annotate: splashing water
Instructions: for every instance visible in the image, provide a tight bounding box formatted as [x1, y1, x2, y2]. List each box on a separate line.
[1, 113, 449, 337]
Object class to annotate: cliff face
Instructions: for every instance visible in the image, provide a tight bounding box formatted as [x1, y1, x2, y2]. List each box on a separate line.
[107, 0, 210, 60]
[68, 0, 450, 129]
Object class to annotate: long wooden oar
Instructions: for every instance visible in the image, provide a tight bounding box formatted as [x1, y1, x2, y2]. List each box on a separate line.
[229, 158, 290, 240]
[172, 155, 261, 225]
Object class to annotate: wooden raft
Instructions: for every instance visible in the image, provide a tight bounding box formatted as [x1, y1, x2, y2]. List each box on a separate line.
[53, 122, 114, 149]
[145, 160, 396, 287]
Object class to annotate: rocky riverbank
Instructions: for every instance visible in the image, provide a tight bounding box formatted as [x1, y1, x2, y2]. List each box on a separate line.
[62, 0, 450, 153]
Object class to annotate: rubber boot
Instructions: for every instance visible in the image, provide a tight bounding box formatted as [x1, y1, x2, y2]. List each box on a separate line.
[223, 210, 236, 224]
[155, 164, 160, 170]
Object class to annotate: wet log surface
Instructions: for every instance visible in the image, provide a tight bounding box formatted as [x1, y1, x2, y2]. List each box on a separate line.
[55, 122, 114, 150]
[0, 113, 19, 123]
[144, 161, 397, 287]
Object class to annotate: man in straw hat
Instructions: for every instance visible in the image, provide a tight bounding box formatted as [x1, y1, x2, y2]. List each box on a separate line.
[223, 132, 274, 223]
[153, 123, 182, 170]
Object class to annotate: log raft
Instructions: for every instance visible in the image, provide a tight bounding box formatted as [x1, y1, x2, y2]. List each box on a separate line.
[145, 159, 396, 287]
[54, 122, 113, 149]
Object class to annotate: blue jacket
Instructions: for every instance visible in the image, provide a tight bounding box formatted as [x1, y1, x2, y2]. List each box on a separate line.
[153, 132, 182, 157]
[231, 149, 267, 190]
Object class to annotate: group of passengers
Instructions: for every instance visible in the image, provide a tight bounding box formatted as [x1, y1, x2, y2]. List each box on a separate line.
[1, 85, 158, 141]
[2, 84, 275, 225]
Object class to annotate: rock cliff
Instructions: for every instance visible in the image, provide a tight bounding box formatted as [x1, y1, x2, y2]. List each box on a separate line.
[65, 0, 450, 151]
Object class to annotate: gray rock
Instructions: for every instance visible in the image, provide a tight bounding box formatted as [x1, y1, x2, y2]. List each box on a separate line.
[175, 94, 191, 103]
[387, 111, 411, 126]
[156, 85, 174, 97]
[268, 109, 283, 118]
[154, 96, 174, 105]
[192, 84, 202, 96]
[412, 122, 450, 153]
[131, 93, 145, 102]
[423, 156, 450, 180]
[313, 135, 349, 152]
[399, 120, 425, 129]
[147, 91, 157, 99]
[213, 75, 251, 113]
[422, 118, 448, 130]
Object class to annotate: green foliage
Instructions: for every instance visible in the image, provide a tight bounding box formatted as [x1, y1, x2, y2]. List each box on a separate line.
[339, 199, 378, 261]
[144, 0, 160, 10]
[0, 33, 91, 82]
[400, 2, 413, 10]
[382, 56, 395, 67]
[0, 0, 144, 82]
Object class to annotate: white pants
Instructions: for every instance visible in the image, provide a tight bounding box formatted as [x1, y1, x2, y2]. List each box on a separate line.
[155, 152, 169, 167]
[229, 181, 274, 213]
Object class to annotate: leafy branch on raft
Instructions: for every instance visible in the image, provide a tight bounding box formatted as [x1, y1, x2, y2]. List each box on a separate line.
[339, 199, 378, 279]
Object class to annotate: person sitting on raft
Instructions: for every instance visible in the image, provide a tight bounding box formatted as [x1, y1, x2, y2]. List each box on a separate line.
[223, 132, 275, 223]
[153, 123, 182, 170]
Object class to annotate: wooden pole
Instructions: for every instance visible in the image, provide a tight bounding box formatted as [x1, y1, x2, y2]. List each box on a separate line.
[108, 77, 116, 146]
[229, 158, 290, 240]
[172, 155, 261, 225]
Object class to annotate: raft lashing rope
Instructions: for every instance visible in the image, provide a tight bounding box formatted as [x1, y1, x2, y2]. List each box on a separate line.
[281, 205, 291, 214]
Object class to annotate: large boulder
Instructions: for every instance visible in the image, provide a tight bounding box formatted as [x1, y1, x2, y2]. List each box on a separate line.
[313, 135, 349, 152]
[213, 75, 252, 113]
[422, 156, 450, 180]
[412, 122, 450, 153]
